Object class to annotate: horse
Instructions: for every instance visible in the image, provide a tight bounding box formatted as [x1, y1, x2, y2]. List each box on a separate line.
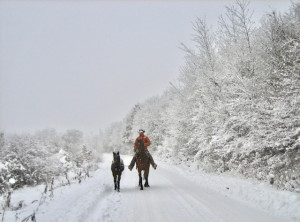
[135, 149, 150, 190]
[111, 152, 124, 192]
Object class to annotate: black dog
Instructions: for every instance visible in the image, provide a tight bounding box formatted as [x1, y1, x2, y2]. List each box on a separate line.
[111, 152, 124, 192]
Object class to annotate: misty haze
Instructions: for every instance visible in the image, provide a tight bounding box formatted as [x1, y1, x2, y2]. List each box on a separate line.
[0, 1, 299, 222]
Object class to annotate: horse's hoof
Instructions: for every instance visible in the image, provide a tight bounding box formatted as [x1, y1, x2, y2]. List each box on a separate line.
[144, 184, 150, 187]
[140, 187, 143, 190]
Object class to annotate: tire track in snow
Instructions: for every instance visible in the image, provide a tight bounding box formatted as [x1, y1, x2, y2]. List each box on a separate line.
[76, 184, 114, 222]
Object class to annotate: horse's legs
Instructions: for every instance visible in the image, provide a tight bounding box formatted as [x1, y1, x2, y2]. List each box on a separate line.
[144, 169, 150, 187]
[117, 174, 121, 192]
[113, 174, 117, 190]
[139, 174, 143, 190]
[144, 174, 149, 187]
[138, 169, 143, 190]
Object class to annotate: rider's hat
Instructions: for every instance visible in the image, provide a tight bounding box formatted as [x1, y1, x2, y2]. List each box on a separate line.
[138, 129, 145, 133]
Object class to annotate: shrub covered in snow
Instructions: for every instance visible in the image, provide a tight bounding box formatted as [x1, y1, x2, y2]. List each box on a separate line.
[0, 129, 102, 194]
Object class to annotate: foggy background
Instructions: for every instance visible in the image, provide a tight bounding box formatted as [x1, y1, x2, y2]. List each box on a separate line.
[0, 0, 290, 133]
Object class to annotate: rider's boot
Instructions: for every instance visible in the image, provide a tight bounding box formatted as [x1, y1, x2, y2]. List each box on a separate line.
[128, 156, 136, 171]
[147, 152, 157, 170]
[152, 163, 157, 170]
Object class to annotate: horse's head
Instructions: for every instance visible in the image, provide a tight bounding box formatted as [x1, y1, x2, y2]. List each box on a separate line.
[113, 151, 120, 163]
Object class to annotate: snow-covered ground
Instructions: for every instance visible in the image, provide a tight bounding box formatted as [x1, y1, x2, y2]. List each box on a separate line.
[1, 153, 299, 222]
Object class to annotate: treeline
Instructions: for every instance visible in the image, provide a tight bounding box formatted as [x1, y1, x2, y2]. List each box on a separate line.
[0, 129, 102, 194]
[103, 1, 300, 191]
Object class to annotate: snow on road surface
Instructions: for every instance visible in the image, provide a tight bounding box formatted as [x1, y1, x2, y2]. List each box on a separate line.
[3, 153, 299, 222]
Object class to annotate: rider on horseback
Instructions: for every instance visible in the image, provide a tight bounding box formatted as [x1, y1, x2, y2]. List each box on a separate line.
[128, 129, 157, 170]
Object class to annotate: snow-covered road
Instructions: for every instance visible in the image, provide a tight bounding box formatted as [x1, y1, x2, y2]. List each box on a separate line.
[113, 163, 284, 222]
[34, 153, 290, 222]
[5, 153, 298, 222]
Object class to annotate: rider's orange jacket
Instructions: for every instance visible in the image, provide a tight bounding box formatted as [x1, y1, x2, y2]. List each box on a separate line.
[134, 136, 151, 151]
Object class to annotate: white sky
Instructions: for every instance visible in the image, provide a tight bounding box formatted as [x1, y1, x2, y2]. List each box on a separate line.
[0, 0, 291, 133]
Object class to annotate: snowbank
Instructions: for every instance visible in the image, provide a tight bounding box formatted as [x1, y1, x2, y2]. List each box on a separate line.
[163, 159, 300, 221]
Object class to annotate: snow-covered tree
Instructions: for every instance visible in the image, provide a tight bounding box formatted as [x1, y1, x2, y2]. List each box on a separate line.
[102, 122, 123, 153]
[100, 1, 300, 191]
[121, 104, 142, 152]
[0, 129, 102, 193]
[62, 129, 83, 156]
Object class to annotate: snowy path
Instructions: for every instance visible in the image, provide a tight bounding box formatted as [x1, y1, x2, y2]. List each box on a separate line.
[32, 153, 290, 222]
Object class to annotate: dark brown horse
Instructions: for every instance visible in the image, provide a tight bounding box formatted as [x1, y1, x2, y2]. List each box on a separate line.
[136, 149, 150, 190]
[111, 152, 124, 192]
